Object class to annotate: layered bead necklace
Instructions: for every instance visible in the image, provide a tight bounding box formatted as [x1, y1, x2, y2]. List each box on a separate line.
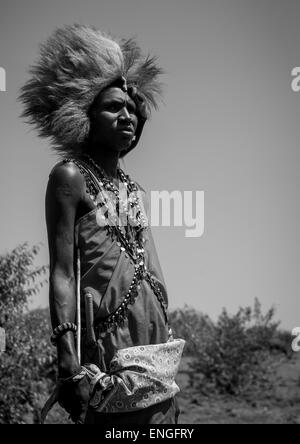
[63, 154, 169, 335]
[78, 153, 148, 265]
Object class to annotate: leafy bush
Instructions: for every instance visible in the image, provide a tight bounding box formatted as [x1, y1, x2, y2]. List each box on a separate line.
[170, 299, 289, 396]
[169, 306, 214, 356]
[0, 243, 55, 424]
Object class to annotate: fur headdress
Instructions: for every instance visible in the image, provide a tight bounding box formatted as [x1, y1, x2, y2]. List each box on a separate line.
[19, 24, 163, 157]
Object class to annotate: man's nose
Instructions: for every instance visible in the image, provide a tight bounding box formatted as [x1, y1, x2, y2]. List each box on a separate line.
[119, 106, 131, 121]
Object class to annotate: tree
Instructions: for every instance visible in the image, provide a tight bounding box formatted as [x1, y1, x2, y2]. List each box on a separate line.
[0, 243, 54, 424]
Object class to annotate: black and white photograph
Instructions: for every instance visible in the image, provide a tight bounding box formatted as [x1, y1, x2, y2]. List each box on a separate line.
[0, 0, 299, 426]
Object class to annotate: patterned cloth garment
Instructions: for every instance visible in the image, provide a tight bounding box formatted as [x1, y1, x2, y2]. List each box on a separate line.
[85, 338, 185, 413]
[67, 157, 183, 416]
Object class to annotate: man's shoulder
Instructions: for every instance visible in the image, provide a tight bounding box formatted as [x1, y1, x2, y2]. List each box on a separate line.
[134, 180, 147, 195]
[48, 159, 84, 186]
[47, 159, 85, 202]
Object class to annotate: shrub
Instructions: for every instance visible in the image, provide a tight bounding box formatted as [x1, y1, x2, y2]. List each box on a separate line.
[0, 243, 54, 424]
[171, 299, 289, 396]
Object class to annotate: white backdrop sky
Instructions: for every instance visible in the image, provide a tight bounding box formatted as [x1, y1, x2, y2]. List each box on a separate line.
[0, 0, 299, 329]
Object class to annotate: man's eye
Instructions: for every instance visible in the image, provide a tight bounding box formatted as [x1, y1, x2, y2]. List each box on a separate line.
[128, 105, 136, 114]
[108, 104, 120, 112]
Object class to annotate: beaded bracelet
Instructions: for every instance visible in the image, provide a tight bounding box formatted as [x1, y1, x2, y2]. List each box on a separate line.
[50, 322, 77, 346]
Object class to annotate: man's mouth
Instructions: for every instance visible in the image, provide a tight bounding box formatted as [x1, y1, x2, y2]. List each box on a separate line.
[118, 126, 134, 135]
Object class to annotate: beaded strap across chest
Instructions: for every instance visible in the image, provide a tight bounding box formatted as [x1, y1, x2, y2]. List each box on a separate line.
[63, 157, 170, 335]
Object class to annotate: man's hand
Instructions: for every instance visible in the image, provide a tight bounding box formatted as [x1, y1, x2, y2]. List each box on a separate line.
[58, 375, 91, 424]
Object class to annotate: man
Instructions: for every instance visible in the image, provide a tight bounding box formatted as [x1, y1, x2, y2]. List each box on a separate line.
[19, 24, 184, 424]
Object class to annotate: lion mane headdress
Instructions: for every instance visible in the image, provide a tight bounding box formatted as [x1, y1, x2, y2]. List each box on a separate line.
[19, 24, 163, 157]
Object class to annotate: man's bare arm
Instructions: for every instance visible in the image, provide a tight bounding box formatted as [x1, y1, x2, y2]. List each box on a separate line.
[45, 161, 84, 377]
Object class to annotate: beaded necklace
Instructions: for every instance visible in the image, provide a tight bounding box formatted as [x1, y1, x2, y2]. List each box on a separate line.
[81, 153, 148, 230]
[79, 153, 147, 264]
[63, 156, 170, 336]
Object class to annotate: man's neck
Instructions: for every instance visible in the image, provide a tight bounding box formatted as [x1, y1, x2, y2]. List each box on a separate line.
[86, 147, 121, 179]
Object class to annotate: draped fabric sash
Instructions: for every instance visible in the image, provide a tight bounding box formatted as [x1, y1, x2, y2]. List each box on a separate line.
[85, 338, 185, 413]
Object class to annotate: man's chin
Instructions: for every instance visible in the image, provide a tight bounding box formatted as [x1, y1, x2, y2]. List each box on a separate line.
[108, 136, 135, 154]
[118, 139, 134, 153]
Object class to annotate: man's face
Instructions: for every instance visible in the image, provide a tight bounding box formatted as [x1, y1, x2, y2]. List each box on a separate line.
[89, 86, 138, 153]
